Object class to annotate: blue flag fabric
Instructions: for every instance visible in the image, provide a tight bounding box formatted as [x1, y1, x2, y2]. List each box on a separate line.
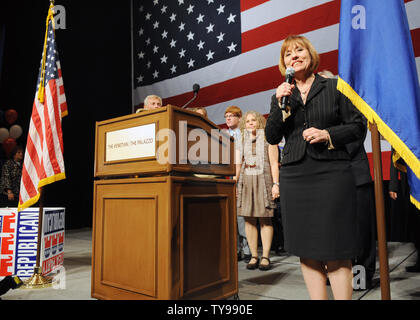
[337, 0, 420, 209]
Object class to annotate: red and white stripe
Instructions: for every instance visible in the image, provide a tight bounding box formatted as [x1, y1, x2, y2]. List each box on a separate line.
[56, 61, 68, 117]
[18, 72, 66, 211]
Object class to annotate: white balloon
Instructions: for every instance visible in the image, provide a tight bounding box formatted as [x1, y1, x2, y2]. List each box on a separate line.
[9, 124, 22, 139]
[0, 127, 9, 143]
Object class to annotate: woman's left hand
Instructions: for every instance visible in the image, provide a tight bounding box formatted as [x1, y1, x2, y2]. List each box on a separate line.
[272, 184, 280, 200]
[302, 127, 330, 144]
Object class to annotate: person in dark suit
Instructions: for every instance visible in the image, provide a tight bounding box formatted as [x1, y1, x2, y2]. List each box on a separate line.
[265, 35, 365, 300]
[389, 150, 420, 272]
[271, 143, 288, 256]
[319, 71, 377, 290]
[346, 136, 377, 289]
[0, 145, 23, 207]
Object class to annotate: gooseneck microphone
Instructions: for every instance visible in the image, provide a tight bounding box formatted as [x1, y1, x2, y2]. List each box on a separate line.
[193, 83, 200, 94]
[280, 67, 295, 110]
[181, 83, 201, 108]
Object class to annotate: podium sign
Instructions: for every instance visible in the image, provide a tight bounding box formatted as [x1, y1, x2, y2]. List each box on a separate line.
[106, 123, 156, 161]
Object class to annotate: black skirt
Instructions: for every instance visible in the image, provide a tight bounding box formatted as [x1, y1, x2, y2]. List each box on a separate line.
[280, 153, 359, 261]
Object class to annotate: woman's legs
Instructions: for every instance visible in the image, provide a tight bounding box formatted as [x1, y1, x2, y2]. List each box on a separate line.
[259, 217, 273, 266]
[300, 258, 353, 300]
[244, 217, 258, 263]
[300, 258, 328, 300]
[326, 260, 353, 300]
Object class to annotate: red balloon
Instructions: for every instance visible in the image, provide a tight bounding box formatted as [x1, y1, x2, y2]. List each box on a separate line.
[5, 109, 18, 125]
[3, 137, 17, 157]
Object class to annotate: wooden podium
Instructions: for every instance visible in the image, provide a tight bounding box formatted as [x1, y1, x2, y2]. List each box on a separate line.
[92, 106, 238, 300]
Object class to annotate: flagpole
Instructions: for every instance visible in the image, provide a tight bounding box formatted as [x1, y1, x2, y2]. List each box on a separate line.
[370, 122, 391, 300]
[21, 0, 56, 289]
[22, 187, 53, 289]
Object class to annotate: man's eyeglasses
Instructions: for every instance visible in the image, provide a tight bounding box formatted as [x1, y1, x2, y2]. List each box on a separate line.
[224, 114, 238, 119]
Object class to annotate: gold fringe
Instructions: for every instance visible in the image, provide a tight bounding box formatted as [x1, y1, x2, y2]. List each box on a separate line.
[410, 195, 420, 210]
[392, 150, 407, 173]
[337, 77, 420, 180]
[18, 172, 66, 212]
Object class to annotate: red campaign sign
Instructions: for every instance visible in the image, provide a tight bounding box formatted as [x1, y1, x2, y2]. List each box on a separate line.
[42, 253, 64, 275]
[0, 210, 17, 276]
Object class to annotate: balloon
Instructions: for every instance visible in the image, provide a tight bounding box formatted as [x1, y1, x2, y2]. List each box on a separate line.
[3, 137, 16, 157]
[5, 109, 18, 125]
[0, 127, 9, 143]
[9, 124, 23, 139]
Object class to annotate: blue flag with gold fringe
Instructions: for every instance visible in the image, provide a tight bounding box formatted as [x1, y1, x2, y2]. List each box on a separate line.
[337, 0, 420, 209]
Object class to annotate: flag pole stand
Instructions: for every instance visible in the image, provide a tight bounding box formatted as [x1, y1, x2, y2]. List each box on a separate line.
[21, 187, 53, 289]
[21, 267, 52, 289]
[370, 121, 391, 300]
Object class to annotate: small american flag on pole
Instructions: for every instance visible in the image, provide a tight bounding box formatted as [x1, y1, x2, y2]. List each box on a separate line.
[18, 5, 67, 211]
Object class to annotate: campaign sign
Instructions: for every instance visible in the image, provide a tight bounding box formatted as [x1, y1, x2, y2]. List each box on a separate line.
[41, 208, 65, 275]
[13, 209, 39, 278]
[0, 209, 17, 277]
[0, 208, 65, 279]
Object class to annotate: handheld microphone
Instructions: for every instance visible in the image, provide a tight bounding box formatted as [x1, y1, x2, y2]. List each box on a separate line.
[182, 83, 200, 108]
[280, 67, 295, 110]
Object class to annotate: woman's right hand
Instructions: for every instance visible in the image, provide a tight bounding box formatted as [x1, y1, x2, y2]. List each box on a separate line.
[276, 82, 295, 104]
[389, 191, 397, 200]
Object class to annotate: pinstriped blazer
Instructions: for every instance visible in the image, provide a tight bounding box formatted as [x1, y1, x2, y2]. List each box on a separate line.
[346, 120, 373, 186]
[265, 74, 365, 165]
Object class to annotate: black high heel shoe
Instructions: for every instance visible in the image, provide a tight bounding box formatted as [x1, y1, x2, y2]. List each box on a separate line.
[246, 257, 259, 270]
[258, 257, 271, 271]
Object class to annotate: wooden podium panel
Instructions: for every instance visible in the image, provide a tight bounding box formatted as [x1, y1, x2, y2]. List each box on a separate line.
[94, 106, 234, 178]
[101, 197, 158, 297]
[91, 176, 237, 300]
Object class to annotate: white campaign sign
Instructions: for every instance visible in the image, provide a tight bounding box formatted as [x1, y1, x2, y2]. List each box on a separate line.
[106, 123, 156, 162]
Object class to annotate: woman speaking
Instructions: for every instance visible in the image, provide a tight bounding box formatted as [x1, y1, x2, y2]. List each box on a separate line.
[265, 35, 365, 300]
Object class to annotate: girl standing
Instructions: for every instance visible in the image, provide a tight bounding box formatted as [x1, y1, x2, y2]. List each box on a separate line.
[236, 111, 279, 271]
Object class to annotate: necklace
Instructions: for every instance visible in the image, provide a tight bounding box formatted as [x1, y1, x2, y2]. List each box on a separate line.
[297, 74, 315, 95]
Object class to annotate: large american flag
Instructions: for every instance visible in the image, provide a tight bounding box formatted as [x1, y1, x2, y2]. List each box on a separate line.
[18, 9, 67, 211]
[132, 0, 420, 177]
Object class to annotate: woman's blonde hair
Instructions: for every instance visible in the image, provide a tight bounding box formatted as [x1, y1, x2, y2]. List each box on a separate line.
[239, 110, 266, 133]
[278, 35, 320, 76]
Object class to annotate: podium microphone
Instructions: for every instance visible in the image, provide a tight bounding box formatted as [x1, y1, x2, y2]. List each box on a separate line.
[280, 67, 295, 110]
[181, 83, 200, 109]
